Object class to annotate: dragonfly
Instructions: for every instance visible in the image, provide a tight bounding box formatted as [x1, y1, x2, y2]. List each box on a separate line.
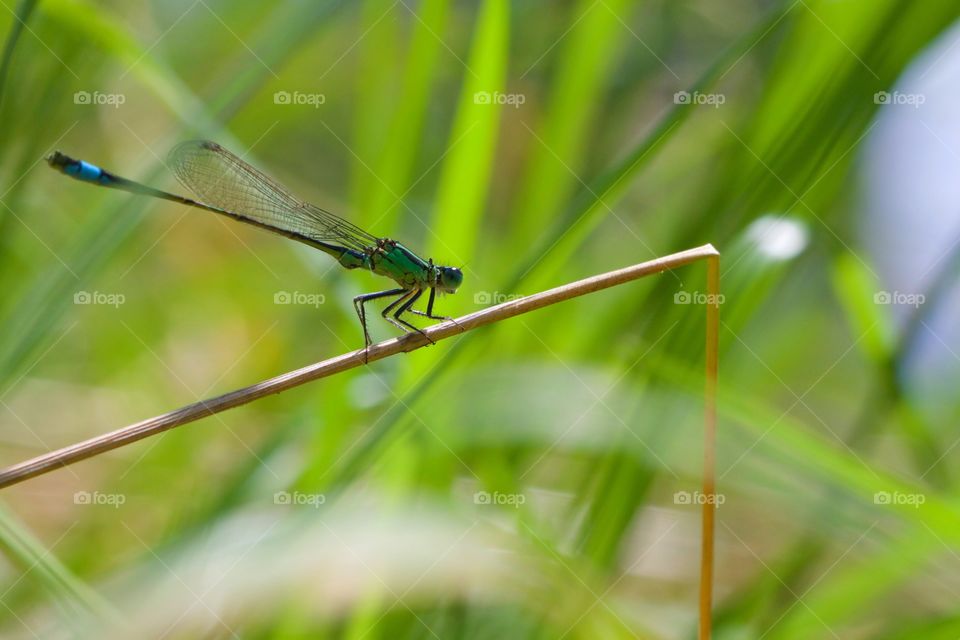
[47, 140, 463, 351]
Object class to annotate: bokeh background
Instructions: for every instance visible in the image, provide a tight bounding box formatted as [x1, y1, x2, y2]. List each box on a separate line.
[1, 0, 959, 638]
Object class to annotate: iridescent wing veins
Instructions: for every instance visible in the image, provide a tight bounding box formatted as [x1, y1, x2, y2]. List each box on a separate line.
[168, 140, 379, 252]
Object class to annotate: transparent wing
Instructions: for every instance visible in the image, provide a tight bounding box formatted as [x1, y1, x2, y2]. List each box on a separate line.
[168, 140, 379, 251]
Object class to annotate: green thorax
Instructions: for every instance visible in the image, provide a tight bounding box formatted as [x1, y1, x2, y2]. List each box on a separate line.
[366, 239, 432, 289]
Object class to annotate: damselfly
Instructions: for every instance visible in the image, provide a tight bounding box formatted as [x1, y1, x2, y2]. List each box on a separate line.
[47, 141, 463, 351]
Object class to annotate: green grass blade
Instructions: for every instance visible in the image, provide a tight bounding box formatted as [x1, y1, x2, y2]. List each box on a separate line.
[428, 0, 509, 269]
[357, 0, 449, 233]
[0, 503, 119, 625]
[509, 0, 633, 244]
[0, 0, 37, 110]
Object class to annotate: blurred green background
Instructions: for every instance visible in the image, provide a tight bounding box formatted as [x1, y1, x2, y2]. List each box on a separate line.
[2, 0, 960, 638]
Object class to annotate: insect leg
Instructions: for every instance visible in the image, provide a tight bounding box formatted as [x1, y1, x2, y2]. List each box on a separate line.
[354, 288, 406, 349]
[409, 287, 464, 334]
[409, 287, 447, 320]
[391, 290, 438, 345]
[381, 289, 418, 333]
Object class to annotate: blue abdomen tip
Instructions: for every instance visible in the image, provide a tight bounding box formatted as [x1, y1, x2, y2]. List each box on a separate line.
[66, 160, 103, 182]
